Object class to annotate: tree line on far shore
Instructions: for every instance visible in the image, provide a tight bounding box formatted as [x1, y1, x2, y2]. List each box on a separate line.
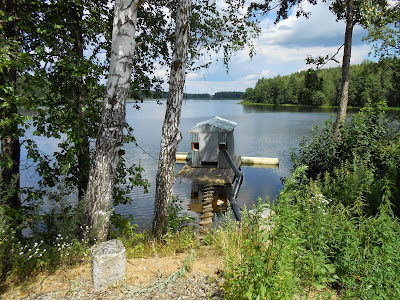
[131, 90, 244, 100]
[242, 58, 400, 107]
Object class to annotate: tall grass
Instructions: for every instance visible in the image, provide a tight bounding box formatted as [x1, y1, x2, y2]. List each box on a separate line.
[218, 166, 400, 299]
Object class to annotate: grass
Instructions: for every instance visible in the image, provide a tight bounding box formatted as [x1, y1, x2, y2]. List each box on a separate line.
[3, 198, 399, 299]
[210, 167, 400, 299]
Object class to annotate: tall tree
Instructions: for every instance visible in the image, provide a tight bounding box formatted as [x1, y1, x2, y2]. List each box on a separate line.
[0, 0, 22, 210]
[152, 0, 191, 239]
[21, 0, 112, 202]
[83, 0, 140, 242]
[152, 0, 259, 237]
[333, 0, 354, 139]
[249, 0, 391, 139]
[21, 0, 155, 228]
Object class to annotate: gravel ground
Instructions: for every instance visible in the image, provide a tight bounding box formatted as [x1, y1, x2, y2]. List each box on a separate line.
[19, 272, 224, 300]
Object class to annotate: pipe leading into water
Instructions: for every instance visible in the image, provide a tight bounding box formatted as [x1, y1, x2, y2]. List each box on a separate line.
[221, 147, 242, 221]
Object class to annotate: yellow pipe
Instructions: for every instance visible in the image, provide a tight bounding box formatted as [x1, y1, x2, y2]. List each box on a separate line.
[241, 156, 279, 166]
[175, 152, 279, 166]
[176, 152, 191, 163]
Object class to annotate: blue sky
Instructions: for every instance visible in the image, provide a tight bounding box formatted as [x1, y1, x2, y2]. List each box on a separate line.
[178, 2, 375, 94]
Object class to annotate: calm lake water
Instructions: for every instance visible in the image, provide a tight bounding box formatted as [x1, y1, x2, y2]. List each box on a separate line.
[20, 100, 352, 230]
[116, 100, 348, 229]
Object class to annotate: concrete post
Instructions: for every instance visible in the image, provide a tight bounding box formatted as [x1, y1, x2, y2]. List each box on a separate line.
[91, 239, 126, 291]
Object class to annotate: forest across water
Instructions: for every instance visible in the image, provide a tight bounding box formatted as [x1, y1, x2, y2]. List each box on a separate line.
[242, 58, 400, 107]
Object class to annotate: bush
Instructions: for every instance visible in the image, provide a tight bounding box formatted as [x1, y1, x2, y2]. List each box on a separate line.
[165, 196, 195, 234]
[0, 179, 91, 282]
[292, 102, 400, 216]
[220, 166, 400, 299]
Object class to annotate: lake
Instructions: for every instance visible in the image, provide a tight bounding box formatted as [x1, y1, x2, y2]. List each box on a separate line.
[116, 100, 348, 229]
[20, 100, 349, 230]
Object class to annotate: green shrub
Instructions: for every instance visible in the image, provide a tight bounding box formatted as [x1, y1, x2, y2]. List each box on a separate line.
[292, 102, 400, 216]
[0, 176, 18, 280]
[0, 182, 91, 282]
[221, 166, 400, 299]
[165, 196, 195, 233]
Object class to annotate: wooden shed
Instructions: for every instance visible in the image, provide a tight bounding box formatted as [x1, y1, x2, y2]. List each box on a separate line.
[189, 116, 236, 169]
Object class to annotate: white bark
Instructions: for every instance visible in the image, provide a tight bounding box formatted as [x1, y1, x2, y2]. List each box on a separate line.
[152, 0, 191, 238]
[83, 0, 139, 242]
[334, 0, 354, 140]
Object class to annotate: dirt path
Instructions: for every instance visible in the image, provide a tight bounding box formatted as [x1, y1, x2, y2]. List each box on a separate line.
[1, 248, 225, 299]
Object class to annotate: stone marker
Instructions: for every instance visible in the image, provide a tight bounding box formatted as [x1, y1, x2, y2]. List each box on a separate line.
[91, 239, 126, 291]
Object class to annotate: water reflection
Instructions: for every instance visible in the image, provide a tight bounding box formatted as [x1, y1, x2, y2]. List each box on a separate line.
[242, 104, 360, 114]
[189, 183, 231, 213]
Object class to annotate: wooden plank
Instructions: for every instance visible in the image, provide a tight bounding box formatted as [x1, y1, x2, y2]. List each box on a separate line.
[201, 212, 214, 218]
[176, 161, 238, 186]
[203, 204, 212, 210]
[199, 219, 213, 226]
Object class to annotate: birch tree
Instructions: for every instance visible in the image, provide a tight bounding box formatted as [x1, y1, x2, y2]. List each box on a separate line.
[152, 0, 258, 237]
[152, 0, 191, 239]
[21, 0, 112, 203]
[332, 0, 354, 140]
[83, 0, 140, 242]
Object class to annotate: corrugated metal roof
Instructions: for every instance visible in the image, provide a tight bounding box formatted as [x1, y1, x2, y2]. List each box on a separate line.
[189, 116, 237, 132]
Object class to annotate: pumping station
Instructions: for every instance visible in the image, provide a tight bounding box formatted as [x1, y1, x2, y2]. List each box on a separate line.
[176, 116, 279, 232]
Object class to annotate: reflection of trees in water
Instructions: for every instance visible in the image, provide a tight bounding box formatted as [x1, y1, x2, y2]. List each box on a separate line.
[242, 105, 342, 114]
[189, 183, 232, 213]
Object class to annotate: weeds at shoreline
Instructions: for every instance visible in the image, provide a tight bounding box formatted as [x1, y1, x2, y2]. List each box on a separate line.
[214, 167, 400, 299]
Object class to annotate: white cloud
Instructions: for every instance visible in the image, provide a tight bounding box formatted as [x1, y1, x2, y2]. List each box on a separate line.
[258, 2, 345, 47]
[186, 72, 202, 80]
[243, 69, 271, 81]
[180, 2, 376, 93]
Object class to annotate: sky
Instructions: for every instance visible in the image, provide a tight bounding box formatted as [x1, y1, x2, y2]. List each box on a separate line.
[178, 1, 375, 95]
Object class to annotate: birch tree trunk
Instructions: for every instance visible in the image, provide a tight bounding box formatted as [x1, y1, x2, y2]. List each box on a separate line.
[83, 0, 139, 242]
[152, 0, 191, 238]
[333, 0, 354, 140]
